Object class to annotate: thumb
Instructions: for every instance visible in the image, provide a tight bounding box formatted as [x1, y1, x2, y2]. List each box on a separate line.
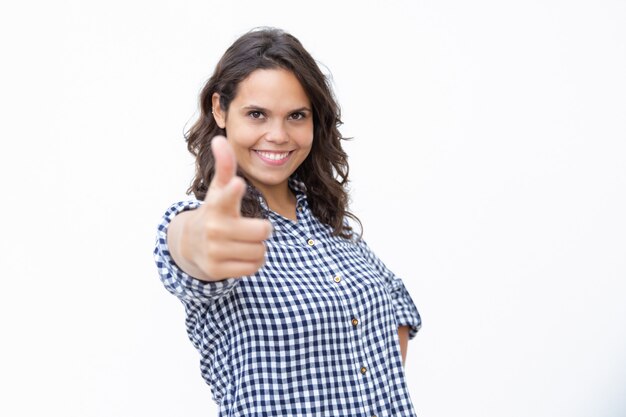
[205, 136, 245, 217]
[209, 135, 237, 190]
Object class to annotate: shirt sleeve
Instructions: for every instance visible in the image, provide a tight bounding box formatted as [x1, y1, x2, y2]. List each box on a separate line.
[356, 238, 422, 340]
[153, 200, 240, 304]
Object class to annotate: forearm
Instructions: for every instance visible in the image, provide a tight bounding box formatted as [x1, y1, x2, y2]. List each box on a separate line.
[398, 325, 409, 366]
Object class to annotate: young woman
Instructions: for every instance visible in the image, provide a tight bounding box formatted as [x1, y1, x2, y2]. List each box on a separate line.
[154, 27, 422, 416]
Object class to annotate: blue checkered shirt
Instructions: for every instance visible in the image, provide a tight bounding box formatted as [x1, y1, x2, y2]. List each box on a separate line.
[154, 179, 422, 416]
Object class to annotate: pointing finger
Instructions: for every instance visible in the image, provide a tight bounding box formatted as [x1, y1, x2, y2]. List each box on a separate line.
[221, 218, 273, 242]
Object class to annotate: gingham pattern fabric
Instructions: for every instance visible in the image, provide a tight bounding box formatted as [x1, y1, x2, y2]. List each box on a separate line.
[154, 179, 422, 416]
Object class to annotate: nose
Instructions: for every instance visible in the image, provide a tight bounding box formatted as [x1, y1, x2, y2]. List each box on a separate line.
[264, 119, 288, 144]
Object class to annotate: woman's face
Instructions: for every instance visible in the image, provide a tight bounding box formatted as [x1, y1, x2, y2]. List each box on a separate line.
[212, 68, 314, 199]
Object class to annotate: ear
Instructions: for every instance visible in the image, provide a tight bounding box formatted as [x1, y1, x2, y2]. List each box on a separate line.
[211, 93, 226, 129]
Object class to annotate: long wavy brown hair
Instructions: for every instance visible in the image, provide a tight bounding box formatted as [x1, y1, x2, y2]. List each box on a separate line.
[185, 27, 361, 238]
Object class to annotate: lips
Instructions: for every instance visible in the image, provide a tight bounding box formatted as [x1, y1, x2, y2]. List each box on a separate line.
[253, 150, 293, 165]
[255, 150, 290, 160]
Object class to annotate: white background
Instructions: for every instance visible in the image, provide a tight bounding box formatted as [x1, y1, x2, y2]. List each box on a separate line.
[1, 1, 625, 416]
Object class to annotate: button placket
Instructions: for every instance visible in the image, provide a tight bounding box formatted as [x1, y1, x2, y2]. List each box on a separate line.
[318, 245, 371, 414]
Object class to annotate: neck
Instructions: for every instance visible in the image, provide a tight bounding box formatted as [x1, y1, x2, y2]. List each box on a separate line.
[254, 182, 297, 221]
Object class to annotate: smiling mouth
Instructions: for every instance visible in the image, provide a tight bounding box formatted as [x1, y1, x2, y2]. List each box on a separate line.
[255, 150, 291, 160]
[253, 150, 293, 165]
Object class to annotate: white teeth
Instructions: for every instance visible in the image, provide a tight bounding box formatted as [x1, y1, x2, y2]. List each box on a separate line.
[257, 151, 289, 160]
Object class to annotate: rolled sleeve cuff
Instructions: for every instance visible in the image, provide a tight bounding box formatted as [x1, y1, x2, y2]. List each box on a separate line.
[389, 280, 422, 340]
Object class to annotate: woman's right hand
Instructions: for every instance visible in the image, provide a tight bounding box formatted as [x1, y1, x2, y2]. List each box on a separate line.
[168, 136, 273, 281]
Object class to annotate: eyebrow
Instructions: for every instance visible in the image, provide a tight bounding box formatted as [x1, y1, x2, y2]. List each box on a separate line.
[240, 105, 312, 113]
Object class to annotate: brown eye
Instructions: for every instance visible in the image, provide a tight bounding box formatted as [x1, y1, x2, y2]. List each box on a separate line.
[248, 110, 264, 119]
[289, 112, 306, 120]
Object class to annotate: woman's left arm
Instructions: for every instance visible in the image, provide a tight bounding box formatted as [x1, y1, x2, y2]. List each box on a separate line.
[355, 239, 421, 357]
[398, 325, 410, 365]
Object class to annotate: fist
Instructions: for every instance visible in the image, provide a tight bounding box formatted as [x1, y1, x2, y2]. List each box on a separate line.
[181, 136, 273, 280]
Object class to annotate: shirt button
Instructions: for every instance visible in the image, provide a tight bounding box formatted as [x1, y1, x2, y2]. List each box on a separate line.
[307, 238, 315, 246]
[360, 366, 367, 375]
[333, 276, 341, 283]
[351, 318, 359, 327]
[297, 206, 304, 212]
